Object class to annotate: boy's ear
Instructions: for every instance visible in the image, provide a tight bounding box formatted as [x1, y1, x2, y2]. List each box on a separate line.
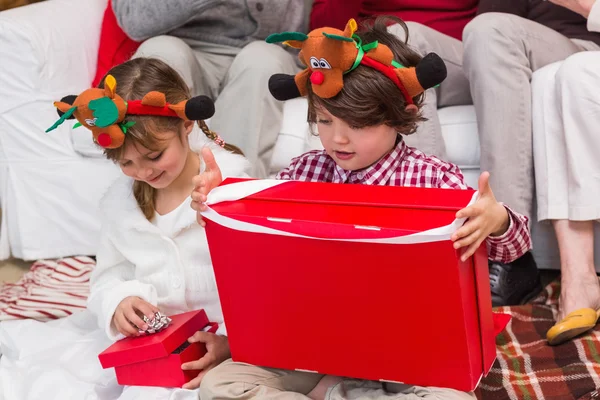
[405, 104, 419, 114]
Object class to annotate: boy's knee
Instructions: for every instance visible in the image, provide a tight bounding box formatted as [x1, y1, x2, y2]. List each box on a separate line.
[199, 363, 235, 399]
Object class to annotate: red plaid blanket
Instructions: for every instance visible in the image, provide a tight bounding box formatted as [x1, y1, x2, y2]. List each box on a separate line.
[477, 280, 600, 400]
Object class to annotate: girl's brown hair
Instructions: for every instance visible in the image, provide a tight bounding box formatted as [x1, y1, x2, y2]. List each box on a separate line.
[307, 16, 426, 135]
[99, 57, 241, 220]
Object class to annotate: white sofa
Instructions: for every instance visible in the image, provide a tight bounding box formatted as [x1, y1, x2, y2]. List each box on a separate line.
[0, 0, 584, 271]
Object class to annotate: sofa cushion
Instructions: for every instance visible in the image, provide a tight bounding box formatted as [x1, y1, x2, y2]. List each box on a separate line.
[92, 0, 141, 87]
[438, 105, 479, 188]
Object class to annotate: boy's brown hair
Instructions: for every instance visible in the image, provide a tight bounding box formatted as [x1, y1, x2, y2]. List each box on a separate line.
[307, 17, 427, 136]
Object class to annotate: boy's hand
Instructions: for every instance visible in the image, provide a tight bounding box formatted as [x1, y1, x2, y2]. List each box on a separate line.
[451, 172, 510, 262]
[191, 147, 223, 226]
[112, 296, 160, 337]
[181, 332, 231, 389]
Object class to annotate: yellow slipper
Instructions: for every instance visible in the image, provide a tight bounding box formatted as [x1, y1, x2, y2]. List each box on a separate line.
[547, 308, 600, 346]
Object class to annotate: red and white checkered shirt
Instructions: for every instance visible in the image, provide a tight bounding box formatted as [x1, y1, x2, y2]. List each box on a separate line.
[276, 140, 531, 264]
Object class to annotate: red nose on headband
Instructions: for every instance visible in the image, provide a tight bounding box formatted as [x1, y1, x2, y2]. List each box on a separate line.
[46, 75, 215, 149]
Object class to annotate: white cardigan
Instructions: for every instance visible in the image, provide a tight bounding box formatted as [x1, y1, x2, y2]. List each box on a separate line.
[87, 139, 250, 340]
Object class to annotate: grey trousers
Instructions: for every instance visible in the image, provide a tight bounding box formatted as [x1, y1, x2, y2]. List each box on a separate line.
[388, 21, 471, 162]
[391, 14, 599, 219]
[133, 36, 300, 178]
[464, 13, 599, 219]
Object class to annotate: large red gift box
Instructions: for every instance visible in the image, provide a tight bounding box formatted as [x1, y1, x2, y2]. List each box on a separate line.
[203, 178, 509, 392]
[98, 309, 217, 388]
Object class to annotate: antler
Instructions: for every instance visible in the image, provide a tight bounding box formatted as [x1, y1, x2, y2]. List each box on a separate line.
[266, 31, 308, 49]
[322, 18, 358, 42]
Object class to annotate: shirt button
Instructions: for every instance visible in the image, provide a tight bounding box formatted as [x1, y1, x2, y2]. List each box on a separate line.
[172, 277, 181, 288]
[256, 2, 264, 11]
[357, 172, 364, 179]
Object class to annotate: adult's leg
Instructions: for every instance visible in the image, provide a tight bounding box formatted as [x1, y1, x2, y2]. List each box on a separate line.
[463, 12, 599, 219]
[132, 36, 228, 99]
[209, 42, 300, 178]
[532, 61, 564, 223]
[553, 220, 600, 322]
[388, 22, 471, 160]
[549, 51, 600, 322]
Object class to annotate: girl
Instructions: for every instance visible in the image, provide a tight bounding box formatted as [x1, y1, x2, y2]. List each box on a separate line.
[191, 17, 532, 400]
[0, 57, 249, 399]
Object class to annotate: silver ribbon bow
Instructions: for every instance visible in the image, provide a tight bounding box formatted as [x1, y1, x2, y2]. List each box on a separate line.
[138, 311, 172, 335]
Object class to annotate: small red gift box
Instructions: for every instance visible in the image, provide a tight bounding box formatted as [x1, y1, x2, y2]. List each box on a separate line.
[98, 309, 217, 388]
[203, 178, 510, 392]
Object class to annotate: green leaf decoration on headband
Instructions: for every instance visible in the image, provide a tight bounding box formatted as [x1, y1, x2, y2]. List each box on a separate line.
[266, 31, 308, 44]
[45, 106, 76, 133]
[119, 120, 136, 134]
[322, 32, 354, 42]
[89, 97, 119, 128]
[391, 60, 405, 69]
[73, 122, 82, 129]
[362, 40, 379, 52]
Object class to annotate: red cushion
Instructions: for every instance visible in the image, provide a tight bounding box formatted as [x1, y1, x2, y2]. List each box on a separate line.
[92, 0, 142, 87]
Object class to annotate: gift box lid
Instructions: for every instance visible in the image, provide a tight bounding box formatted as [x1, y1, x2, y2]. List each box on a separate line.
[98, 309, 209, 368]
[210, 178, 477, 239]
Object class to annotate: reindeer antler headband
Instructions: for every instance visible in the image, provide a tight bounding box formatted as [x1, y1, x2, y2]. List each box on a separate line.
[46, 75, 215, 149]
[266, 19, 447, 108]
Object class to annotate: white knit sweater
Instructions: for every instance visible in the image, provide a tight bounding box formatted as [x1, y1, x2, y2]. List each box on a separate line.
[87, 137, 250, 340]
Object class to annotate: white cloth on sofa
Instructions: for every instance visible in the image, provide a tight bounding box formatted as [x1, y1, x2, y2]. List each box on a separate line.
[0, 142, 249, 400]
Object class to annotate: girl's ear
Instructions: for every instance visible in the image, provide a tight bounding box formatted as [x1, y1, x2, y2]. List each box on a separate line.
[183, 120, 195, 135]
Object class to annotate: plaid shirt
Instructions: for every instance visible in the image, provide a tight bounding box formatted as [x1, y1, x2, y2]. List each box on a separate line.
[276, 141, 531, 264]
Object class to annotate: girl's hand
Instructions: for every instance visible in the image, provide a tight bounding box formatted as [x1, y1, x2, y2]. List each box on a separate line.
[451, 172, 510, 262]
[181, 332, 231, 389]
[112, 296, 160, 337]
[191, 147, 223, 227]
[548, 0, 596, 18]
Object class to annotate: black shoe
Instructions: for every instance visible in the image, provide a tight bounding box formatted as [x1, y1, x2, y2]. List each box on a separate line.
[488, 252, 542, 307]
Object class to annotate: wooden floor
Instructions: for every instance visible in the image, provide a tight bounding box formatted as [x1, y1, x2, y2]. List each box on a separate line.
[0, 258, 31, 284]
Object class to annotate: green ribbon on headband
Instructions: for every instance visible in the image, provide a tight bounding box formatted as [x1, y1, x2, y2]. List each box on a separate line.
[346, 35, 366, 73]
[391, 60, 405, 68]
[346, 35, 405, 74]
